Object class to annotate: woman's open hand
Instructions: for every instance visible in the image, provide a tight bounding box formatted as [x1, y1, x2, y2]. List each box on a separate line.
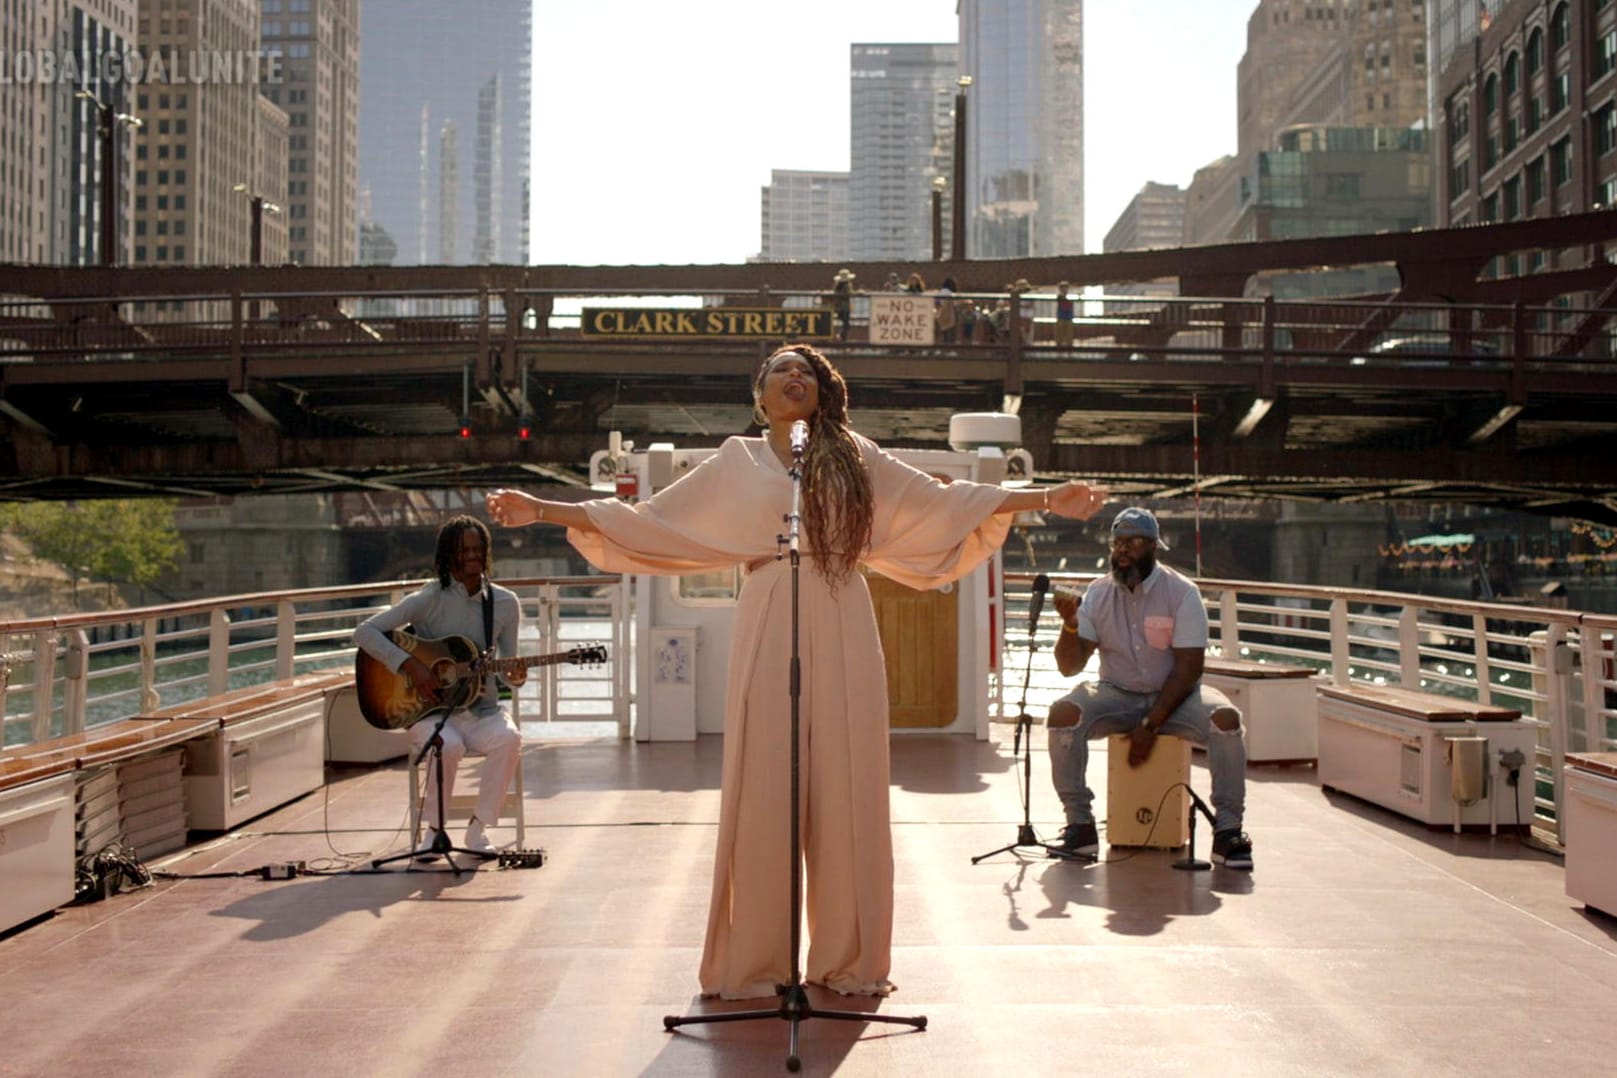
[486, 488, 542, 528]
[1045, 481, 1108, 521]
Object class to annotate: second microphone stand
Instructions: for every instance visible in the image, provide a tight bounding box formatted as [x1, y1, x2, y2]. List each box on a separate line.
[663, 428, 926, 1071]
[1172, 785, 1218, 872]
[973, 577, 1076, 864]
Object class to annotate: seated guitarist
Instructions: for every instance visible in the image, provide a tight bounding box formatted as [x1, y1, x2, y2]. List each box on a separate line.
[354, 515, 524, 857]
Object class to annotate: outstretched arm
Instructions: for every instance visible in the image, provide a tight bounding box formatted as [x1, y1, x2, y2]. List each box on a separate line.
[997, 481, 1107, 521]
[486, 489, 601, 534]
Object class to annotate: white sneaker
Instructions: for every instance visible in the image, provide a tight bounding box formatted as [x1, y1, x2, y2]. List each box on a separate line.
[464, 818, 494, 854]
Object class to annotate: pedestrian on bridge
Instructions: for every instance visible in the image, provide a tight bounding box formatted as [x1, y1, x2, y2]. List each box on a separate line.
[830, 268, 855, 342]
[487, 343, 1108, 1001]
[936, 276, 960, 343]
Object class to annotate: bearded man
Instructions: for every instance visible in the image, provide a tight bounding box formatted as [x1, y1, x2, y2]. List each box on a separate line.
[1045, 508, 1253, 868]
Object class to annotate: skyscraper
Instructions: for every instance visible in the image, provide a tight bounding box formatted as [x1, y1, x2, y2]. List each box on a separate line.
[259, 0, 360, 266]
[1237, 0, 1346, 160]
[958, 0, 1084, 258]
[0, 0, 139, 265]
[759, 170, 850, 263]
[130, 0, 262, 267]
[1435, 0, 1614, 260]
[357, 0, 531, 265]
[1103, 182, 1187, 311]
[848, 43, 957, 262]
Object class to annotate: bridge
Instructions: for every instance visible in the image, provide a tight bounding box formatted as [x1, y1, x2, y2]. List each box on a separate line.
[4, 210, 1617, 521]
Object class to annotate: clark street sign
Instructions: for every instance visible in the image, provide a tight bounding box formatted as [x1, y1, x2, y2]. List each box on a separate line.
[581, 307, 832, 338]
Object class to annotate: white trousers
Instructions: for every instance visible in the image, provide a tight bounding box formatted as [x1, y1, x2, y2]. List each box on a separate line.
[410, 707, 521, 831]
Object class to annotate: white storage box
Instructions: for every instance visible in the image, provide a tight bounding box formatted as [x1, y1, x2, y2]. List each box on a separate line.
[1565, 754, 1617, 918]
[1202, 659, 1322, 764]
[323, 684, 409, 764]
[0, 773, 77, 934]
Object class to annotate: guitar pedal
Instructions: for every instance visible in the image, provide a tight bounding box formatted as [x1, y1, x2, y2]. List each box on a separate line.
[497, 848, 547, 870]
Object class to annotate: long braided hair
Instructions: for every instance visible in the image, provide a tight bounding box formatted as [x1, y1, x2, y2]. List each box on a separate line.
[434, 514, 492, 588]
[753, 343, 875, 586]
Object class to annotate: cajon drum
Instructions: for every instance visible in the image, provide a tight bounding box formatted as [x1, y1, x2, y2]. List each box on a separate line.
[1105, 733, 1190, 848]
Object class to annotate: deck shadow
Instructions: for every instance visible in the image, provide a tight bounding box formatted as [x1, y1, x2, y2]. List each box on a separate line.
[209, 863, 506, 941]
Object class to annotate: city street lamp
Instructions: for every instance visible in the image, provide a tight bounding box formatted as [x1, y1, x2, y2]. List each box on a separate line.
[75, 89, 142, 267]
[931, 176, 947, 261]
[232, 183, 282, 265]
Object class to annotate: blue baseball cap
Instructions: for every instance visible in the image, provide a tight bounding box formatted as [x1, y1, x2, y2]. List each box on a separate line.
[1111, 507, 1169, 550]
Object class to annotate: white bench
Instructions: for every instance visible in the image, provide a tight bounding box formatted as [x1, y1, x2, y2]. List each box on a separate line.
[141, 672, 346, 832]
[0, 715, 219, 933]
[1565, 752, 1617, 917]
[1318, 684, 1535, 830]
[0, 767, 75, 935]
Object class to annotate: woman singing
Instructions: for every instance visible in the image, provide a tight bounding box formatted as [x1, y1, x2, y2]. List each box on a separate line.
[486, 343, 1105, 999]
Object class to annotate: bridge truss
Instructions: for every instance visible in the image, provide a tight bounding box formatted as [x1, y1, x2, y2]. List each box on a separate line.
[4, 211, 1617, 522]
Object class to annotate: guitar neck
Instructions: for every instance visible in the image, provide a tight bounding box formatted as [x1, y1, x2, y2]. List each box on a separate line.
[470, 652, 576, 679]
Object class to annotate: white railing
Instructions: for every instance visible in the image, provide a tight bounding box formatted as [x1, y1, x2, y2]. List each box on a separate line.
[10, 570, 1613, 839]
[998, 571, 1617, 841]
[0, 575, 631, 748]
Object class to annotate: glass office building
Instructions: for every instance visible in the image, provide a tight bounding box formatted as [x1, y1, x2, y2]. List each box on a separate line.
[848, 42, 957, 262]
[959, 0, 1084, 257]
[357, 0, 530, 265]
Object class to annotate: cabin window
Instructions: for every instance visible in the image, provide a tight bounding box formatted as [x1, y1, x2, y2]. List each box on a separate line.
[672, 567, 740, 606]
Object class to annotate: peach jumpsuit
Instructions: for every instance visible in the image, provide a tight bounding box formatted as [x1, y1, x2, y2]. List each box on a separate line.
[569, 434, 1011, 998]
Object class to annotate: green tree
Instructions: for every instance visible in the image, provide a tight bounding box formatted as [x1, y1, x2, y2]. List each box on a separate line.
[0, 499, 182, 606]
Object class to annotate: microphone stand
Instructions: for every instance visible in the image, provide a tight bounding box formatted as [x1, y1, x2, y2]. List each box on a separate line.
[972, 583, 1075, 864]
[1172, 785, 1217, 872]
[664, 431, 925, 1071]
[372, 705, 495, 874]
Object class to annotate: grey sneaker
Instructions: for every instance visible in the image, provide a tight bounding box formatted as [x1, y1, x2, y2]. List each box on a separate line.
[1051, 821, 1099, 858]
[1212, 829, 1254, 870]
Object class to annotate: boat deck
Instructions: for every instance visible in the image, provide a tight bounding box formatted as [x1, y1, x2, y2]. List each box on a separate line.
[3, 729, 1614, 1077]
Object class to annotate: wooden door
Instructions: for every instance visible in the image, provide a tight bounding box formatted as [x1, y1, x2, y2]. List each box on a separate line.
[866, 571, 958, 728]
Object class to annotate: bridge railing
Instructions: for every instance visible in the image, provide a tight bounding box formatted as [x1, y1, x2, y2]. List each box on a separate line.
[0, 574, 631, 749]
[3, 288, 1612, 367]
[999, 571, 1617, 843]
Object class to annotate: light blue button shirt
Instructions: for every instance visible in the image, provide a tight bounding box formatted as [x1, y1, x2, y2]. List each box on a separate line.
[1076, 563, 1208, 693]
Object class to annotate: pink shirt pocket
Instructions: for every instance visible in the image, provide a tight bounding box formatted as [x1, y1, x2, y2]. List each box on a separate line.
[1144, 616, 1174, 650]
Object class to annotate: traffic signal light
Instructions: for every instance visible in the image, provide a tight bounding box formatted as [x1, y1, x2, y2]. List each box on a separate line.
[517, 421, 532, 441]
[457, 417, 472, 439]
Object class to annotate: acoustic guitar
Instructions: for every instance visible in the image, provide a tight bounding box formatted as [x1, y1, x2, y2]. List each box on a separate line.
[354, 629, 608, 730]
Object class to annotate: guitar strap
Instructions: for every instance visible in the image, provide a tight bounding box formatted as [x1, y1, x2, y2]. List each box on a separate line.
[481, 576, 495, 656]
[481, 577, 498, 706]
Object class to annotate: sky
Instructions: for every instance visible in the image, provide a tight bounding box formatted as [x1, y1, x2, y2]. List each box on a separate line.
[530, 1, 1252, 266]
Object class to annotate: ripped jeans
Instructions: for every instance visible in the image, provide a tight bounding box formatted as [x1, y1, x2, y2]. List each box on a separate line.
[1047, 680, 1247, 834]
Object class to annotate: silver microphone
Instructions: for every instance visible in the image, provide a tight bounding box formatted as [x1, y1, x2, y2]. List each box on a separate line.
[789, 419, 809, 456]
